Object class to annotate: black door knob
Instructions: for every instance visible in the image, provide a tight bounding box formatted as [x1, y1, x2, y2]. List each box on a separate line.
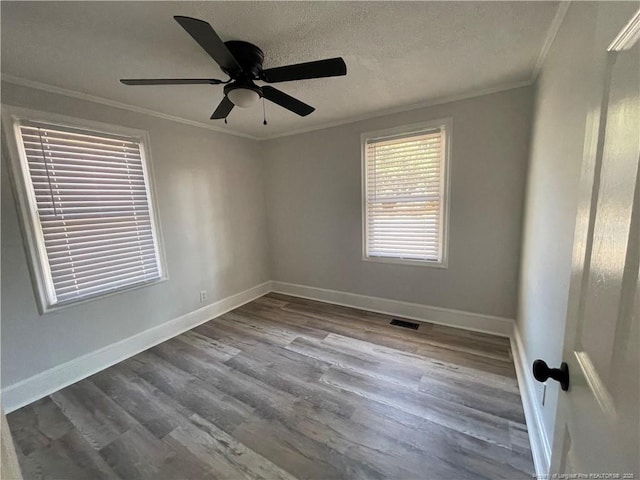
[532, 359, 570, 391]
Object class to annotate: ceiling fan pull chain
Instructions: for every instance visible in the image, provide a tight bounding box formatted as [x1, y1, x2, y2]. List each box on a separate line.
[263, 97, 268, 125]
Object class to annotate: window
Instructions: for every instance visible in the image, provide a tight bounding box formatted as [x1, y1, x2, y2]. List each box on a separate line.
[362, 120, 450, 266]
[4, 108, 166, 312]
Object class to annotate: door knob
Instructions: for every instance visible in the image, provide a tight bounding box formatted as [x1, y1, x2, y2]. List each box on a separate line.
[532, 359, 570, 391]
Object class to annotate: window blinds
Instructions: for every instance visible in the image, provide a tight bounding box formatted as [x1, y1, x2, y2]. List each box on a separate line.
[364, 127, 446, 262]
[18, 121, 162, 305]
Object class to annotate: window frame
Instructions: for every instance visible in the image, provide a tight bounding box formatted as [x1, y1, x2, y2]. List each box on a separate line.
[361, 118, 452, 269]
[2, 105, 168, 314]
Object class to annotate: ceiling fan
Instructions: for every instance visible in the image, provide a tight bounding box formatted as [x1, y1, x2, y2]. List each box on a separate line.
[120, 16, 347, 122]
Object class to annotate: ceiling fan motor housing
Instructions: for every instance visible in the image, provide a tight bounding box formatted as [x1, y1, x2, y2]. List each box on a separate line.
[222, 41, 266, 104]
[223, 40, 264, 78]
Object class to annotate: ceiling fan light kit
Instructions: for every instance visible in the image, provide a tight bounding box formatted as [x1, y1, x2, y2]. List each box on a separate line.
[120, 16, 347, 124]
[225, 83, 261, 107]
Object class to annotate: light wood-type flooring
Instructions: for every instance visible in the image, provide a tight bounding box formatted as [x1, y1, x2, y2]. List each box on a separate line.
[7, 293, 534, 479]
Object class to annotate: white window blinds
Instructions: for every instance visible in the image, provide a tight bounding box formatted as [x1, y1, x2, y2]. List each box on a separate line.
[364, 125, 448, 263]
[17, 120, 163, 306]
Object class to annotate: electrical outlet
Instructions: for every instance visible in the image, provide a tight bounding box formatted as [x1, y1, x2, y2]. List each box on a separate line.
[199, 290, 207, 303]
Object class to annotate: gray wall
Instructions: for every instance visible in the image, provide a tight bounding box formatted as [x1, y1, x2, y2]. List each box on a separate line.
[0, 83, 533, 390]
[517, 1, 639, 447]
[264, 86, 533, 319]
[1, 82, 269, 387]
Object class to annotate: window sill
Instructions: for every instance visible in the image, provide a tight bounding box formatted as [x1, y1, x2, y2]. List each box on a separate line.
[362, 256, 448, 269]
[38, 276, 169, 315]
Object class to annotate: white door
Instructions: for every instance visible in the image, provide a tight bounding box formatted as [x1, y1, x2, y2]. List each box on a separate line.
[549, 6, 640, 477]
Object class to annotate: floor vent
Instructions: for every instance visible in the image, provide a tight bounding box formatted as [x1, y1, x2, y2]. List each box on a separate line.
[390, 319, 420, 330]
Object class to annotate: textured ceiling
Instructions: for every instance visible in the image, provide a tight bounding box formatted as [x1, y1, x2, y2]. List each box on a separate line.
[1, 1, 559, 139]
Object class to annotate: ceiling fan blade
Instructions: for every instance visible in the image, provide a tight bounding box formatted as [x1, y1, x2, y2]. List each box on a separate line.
[261, 86, 315, 116]
[210, 96, 234, 119]
[120, 78, 224, 85]
[261, 57, 346, 83]
[174, 16, 242, 73]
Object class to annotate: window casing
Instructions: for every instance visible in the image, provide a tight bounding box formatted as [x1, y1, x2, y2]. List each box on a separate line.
[3, 107, 166, 313]
[362, 119, 451, 267]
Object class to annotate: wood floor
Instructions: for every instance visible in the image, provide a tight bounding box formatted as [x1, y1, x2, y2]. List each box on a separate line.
[7, 293, 534, 479]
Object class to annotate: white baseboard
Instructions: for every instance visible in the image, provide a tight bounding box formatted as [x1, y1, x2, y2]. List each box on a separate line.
[1, 281, 271, 413]
[271, 281, 514, 337]
[510, 326, 552, 477]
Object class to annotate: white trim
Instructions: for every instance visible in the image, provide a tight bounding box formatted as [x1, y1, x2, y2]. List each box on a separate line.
[608, 8, 640, 51]
[260, 80, 531, 141]
[360, 256, 448, 269]
[360, 118, 451, 269]
[2, 74, 531, 142]
[0, 281, 272, 413]
[510, 325, 552, 478]
[1, 105, 169, 314]
[530, 2, 571, 83]
[271, 281, 514, 337]
[0, 74, 259, 140]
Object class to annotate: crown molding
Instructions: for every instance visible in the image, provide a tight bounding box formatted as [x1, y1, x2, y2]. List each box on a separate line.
[2, 74, 533, 143]
[608, 7, 640, 52]
[0, 74, 260, 140]
[530, 1, 571, 83]
[258, 79, 532, 141]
